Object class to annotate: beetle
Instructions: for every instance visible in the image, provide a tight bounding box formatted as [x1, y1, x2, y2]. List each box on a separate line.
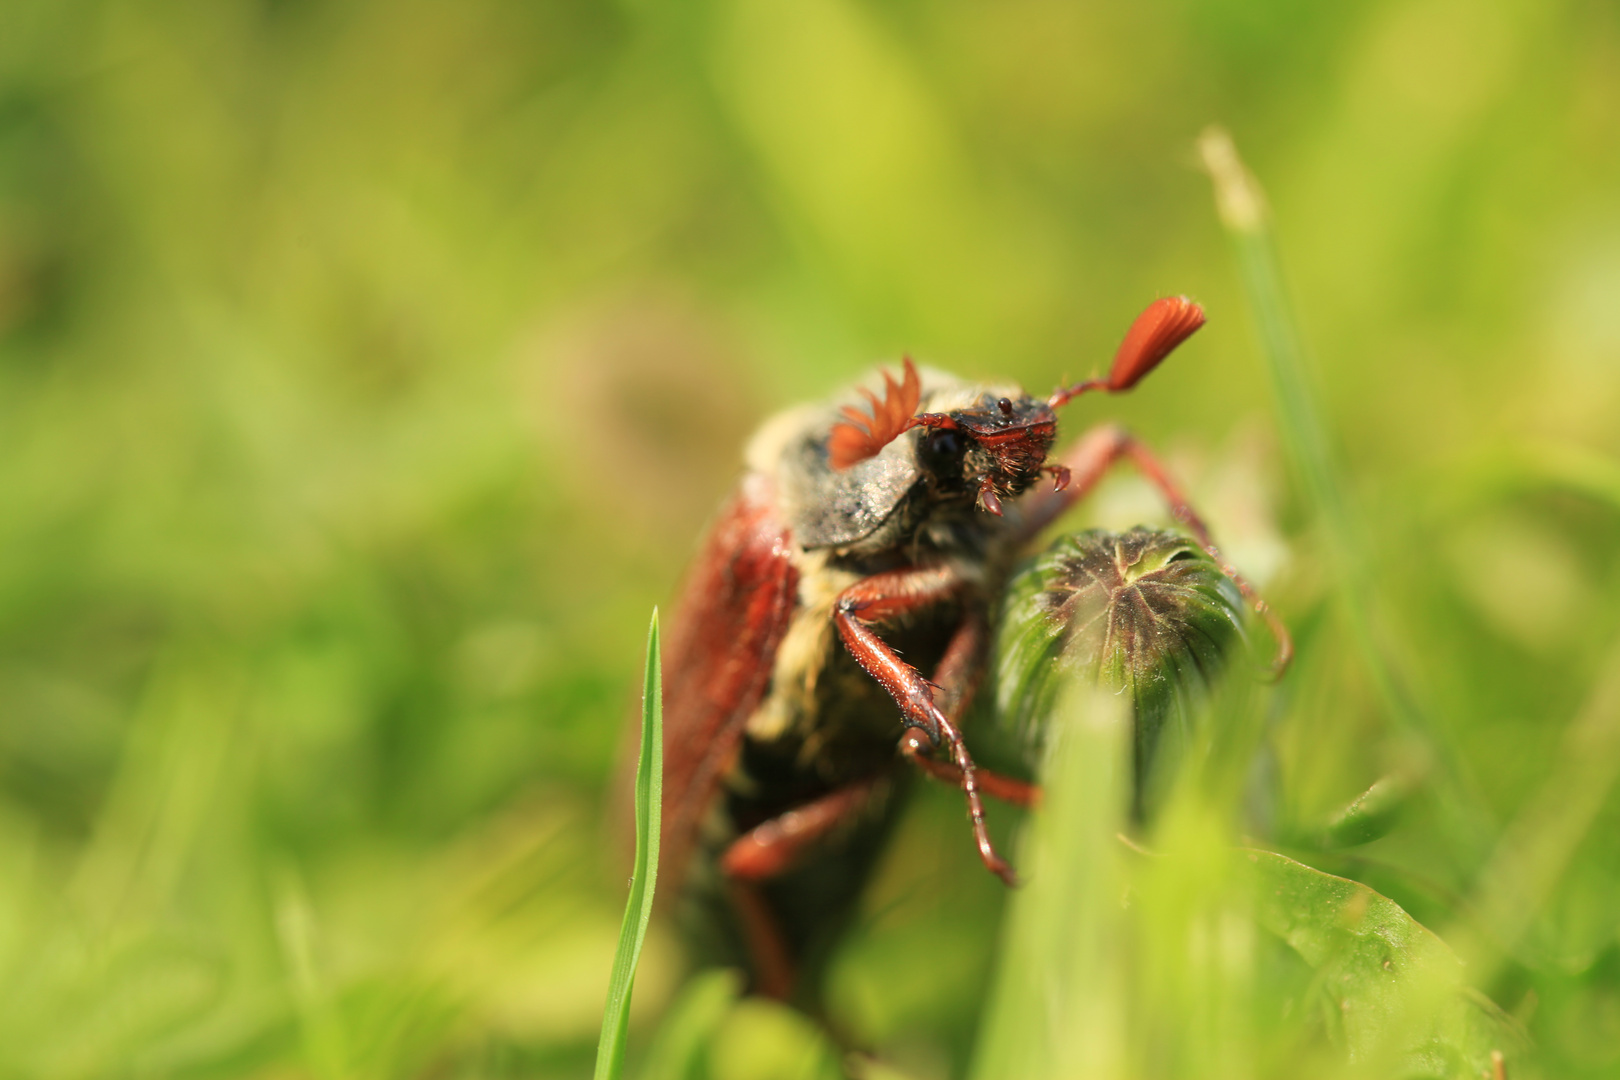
[655, 297, 1289, 1000]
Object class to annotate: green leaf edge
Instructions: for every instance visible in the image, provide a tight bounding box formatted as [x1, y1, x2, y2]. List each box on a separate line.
[594, 608, 664, 1080]
[1242, 847, 1526, 1074]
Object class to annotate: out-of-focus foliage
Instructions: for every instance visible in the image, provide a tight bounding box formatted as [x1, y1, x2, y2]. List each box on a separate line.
[972, 681, 1523, 1080]
[977, 525, 1520, 1079]
[0, 0, 1617, 1076]
[1243, 848, 1521, 1074]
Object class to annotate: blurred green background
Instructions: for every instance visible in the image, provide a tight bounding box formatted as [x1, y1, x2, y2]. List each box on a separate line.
[2, 0, 1618, 1076]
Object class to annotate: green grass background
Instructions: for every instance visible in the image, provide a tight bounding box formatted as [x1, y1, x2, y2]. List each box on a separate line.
[1, 0, 1618, 1076]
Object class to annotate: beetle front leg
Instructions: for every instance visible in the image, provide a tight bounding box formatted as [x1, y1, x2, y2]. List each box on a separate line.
[904, 612, 1041, 808]
[1018, 423, 1293, 674]
[902, 738, 1041, 807]
[833, 568, 1017, 885]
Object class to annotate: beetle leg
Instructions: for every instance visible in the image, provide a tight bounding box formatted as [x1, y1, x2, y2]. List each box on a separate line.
[901, 610, 1042, 808]
[725, 880, 796, 1000]
[1017, 423, 1293, 675]
[904, 747, 1041, 807]
[720, 778, 886, 881]
[833, 569, 1017, 885]
[719, 778, 888, 1000]
[930, 603, 986, 723]
[833, 566, 961, 745]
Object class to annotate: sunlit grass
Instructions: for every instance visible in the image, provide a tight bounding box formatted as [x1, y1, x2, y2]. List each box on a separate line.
[0, 1, 1616, 1077]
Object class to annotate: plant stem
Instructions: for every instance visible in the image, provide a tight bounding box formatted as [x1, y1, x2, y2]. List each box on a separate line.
[1197, 128, 1492, 859]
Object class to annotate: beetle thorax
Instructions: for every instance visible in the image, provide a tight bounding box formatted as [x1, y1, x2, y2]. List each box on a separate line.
[750, 370, 1056, 557]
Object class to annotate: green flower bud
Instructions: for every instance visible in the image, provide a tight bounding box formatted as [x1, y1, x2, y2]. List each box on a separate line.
[992, 527, 1247, 815]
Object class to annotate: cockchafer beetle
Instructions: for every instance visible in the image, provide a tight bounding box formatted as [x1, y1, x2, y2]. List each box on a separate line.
[650, 297, 1290, 999]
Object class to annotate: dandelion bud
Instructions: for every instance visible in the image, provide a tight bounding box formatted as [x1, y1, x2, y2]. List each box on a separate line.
[992, 527, 1245, 814]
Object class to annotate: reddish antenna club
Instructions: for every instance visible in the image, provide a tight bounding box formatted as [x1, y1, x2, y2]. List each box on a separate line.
[833, 299, 1205, 470]
[1108, 295, 1205, 391]
[1049, 295, 1206, 408]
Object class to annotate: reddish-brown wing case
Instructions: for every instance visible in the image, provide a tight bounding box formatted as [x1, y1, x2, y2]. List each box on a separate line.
[658, 471, 800, 897]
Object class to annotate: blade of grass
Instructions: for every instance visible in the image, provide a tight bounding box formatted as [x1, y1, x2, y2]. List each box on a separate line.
[594, 609, 664, 1080]
[1196, 127, 1492, 859]
[970, 683, 1130, 1080]
[273, 865, 349, 1080]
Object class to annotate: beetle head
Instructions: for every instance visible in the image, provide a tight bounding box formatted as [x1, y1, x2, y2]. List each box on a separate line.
[827, 296, 1206, 517]
[911, 395, 1058, 516]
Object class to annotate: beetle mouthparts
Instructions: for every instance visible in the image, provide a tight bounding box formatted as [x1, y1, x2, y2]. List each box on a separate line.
[977, 479, 1005, 516]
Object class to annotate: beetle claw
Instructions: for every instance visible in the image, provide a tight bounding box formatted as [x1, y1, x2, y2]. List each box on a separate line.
[1046, 464, 1071, 492]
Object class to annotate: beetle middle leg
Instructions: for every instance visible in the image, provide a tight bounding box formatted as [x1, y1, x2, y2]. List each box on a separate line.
[833, 567, 1017, 884]
[1018, 423, 1293, 674]
[719, 776, 889, 1000]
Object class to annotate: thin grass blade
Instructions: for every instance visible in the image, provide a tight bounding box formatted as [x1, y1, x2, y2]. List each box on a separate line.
[594, 609, 664, 1080]
[970, 683, 1131, 1080]
[1196, 127, 1492, 859]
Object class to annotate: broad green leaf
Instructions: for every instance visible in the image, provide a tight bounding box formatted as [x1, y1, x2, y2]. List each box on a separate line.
[1243, 849, 1524, 1078]
[594, 610, 664, 1080]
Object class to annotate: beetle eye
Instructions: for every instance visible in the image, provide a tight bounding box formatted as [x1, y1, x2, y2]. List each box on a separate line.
[998, 397, 1014, 417]
[927, 429, 962, 457]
